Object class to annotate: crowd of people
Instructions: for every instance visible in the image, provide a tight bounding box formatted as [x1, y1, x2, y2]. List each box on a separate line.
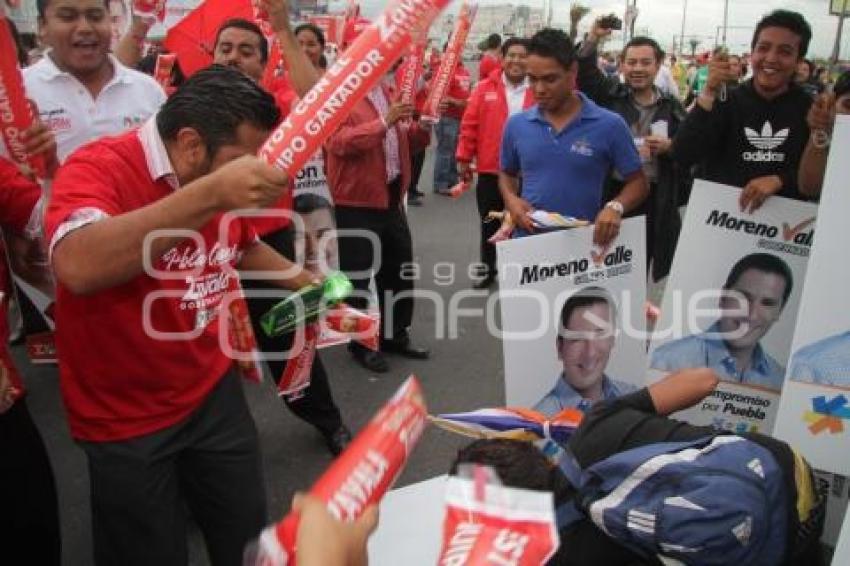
[1, 0, 849, 564]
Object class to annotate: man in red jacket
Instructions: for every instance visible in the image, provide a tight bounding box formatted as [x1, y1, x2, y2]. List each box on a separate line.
[457, 38, 532, 288]
[433, 59, 471, 195]
[326, 71, 432, 373]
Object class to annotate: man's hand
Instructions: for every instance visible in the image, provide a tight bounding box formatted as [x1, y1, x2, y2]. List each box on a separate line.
[209, 155, 289, 211]
[0, 362, 19, 415]
[589, 18, 614, 42]
[593, 206, 622, 246]
[261, 0, 292, 34]
[644, 135, 671, 156]
[384, 102, 414, 127]
[739, 175, 783, 213]
[704, 52, 735, 94]
[457, 161, 473, 182]
[293, 493, 378, 566]
[807, 92, 836, 134]
[21, 113, 58, 178]
[504, 194, 534, 233]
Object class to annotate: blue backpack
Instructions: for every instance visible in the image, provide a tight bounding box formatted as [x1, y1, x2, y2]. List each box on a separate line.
[557, 435, 789, 566]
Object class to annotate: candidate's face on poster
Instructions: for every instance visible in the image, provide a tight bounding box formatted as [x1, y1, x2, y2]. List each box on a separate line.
[718, 268, 786, 350]
[557, 302, 615, 393]
[296, 207, 338, 275]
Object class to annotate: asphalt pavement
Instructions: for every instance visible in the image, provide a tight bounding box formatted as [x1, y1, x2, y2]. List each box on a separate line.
[18, 146, 506, 564]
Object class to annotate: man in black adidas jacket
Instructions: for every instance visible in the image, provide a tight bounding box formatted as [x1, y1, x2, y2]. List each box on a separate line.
[576, 28, 691, 281]
[672, 10, 813, 212]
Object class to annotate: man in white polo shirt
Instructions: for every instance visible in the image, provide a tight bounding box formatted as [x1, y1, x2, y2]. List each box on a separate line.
[25, 0, 165, 162]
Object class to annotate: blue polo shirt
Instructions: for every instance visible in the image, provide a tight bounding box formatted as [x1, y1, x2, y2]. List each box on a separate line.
[500, 93, 642, 221]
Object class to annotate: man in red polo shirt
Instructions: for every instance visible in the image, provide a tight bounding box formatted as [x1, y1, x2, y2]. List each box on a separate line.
[45, 66, 316, 565]
[457, 38, 533, 288]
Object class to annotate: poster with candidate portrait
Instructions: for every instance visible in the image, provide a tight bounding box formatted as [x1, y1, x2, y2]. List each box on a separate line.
[647, 181, 816, 434]
[497, 217, 648, 412]
[774, 117, 850, 477]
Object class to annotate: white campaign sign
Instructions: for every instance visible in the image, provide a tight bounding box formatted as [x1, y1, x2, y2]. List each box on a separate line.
[647, 181, 815, 434]
[496, 218, 648, 410]
[774, 116, 850, 477]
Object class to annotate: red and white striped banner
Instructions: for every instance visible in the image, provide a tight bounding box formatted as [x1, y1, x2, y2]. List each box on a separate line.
[396, 35, 428, 107]
[421, 1, 477, 122]
[258, 0, 453, 177]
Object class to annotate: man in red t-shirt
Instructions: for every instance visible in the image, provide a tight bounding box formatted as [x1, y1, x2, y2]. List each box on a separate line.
[45, 66, 316, 565]
[213, 13, 354, 456]
[433, 59, 471, 195]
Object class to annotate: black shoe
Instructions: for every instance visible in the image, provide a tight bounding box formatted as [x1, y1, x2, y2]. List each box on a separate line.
[473, 275, 496, 290]
[350, 344, 389, 372]
[323, 425, 352, 457]
[408, 196, 423, 206]
[381, 337, 430, 359]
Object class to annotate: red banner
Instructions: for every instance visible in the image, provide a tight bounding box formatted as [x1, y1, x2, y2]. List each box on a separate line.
[0, 14, 44, 177]
[324, 304, 379, 351]
[133, 0, 167, 21]
[421, 1, 477, 122]
[153, 52, 177, 91]
[277, 323, 318, 396]
[253, 377, 428, 565]
[257, 0, 452, 177]
[309, 14, 346, 47]
[438, 471, 559, 566]
[228, 292, 263, 383]
[396, 36, 428, 107]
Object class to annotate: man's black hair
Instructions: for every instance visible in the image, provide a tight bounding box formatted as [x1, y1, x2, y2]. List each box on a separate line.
[294, 193, 332, 215]
[295, 22, 326, 48]
[215, 18, 269, 63]
[528, 28, 576, 71]
[835, 71, 850, 98]
[723, 253, 794, 307]
[450, 439, 570, 496]
[623, 36, 665, 63]
[485, 33, 502, 50]
[559, 286, 617, 336]
[751, 10, 812, 59]
[156, 65, 280, 156]
[37, 0, 110, 19]
[501, 37, 527, 58]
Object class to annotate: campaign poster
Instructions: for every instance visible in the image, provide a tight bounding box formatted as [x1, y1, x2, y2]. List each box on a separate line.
[497, 217, 648, 412]
[774, 117, 850, 477]
[647, 181, 815, 434]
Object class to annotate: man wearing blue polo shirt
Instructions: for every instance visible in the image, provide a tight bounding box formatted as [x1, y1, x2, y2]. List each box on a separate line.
[499, 28, 648, 245]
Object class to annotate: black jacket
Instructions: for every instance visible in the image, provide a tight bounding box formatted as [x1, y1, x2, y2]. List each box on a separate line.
[671, 80, 812, 200]
[577, 46, 691, 281]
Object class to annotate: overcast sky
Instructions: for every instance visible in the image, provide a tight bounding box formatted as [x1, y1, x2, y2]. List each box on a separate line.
[348, 0, 849, 58]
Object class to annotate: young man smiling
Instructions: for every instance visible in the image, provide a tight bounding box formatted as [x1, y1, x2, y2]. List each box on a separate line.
[25, 0, 165, 162]
[672, 10, 813, 213]
[498, 29, 648, 247]
[577, 27, 690, 282]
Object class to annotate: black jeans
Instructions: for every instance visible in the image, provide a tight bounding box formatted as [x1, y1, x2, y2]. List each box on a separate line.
[78, 370, 266, 566]
[0, 399, 61, 565]
[409, 149, 426, 197]
[475, 173, 504, 276]
[243, 227, 344, 436]
[335, 203, 414, 344]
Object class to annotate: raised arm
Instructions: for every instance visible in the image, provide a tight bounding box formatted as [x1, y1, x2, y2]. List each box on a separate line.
[647, 369, 720, 416]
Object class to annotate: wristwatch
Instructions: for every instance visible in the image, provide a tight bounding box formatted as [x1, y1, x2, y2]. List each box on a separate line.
[605, 200, 624, 215]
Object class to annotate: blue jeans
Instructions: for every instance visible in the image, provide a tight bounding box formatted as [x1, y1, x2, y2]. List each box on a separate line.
[433, 116, 460, 192]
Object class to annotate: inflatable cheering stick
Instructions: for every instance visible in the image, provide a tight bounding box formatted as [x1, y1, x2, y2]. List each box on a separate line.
[245, 376, 428, 565]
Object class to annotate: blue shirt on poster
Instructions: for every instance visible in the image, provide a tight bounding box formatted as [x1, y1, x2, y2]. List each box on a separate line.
[499, 93, 642, 223]
[533, 373, 638, 416]
[650, 322, 786, 392]
[789, 331, 850, 388]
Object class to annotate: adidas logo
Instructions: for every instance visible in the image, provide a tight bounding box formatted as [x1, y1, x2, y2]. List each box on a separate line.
[747, 458, 765, 479]
[742, 121, 788, 162]
[732, 516, 753, 546]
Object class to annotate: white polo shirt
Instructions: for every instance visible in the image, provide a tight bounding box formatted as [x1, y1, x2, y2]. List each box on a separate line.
[24, 53, 166, 162]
